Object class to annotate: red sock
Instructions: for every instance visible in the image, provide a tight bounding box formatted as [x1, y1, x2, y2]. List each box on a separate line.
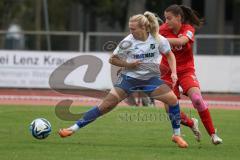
[198, 109, 215, 135]
[180, 111, 194, 128]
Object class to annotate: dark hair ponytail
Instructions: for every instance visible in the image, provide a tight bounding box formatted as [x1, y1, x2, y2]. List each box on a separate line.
[165, 4, 203, 28]
[179, 5, 203, 28]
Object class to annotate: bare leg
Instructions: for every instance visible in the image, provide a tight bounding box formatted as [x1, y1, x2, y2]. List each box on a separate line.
[150, 84, 188, 148]
[59, 87, 128, 137]
[99, 87, 128, 114]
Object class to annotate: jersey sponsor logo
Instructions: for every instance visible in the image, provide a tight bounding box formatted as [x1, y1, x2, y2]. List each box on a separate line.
[171, 45, 183, 51]
[170, 34, 184, 51]
[133, 52, 155, 59]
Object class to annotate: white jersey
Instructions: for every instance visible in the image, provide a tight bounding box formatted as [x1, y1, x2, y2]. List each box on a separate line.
[113, 33, 171, 80]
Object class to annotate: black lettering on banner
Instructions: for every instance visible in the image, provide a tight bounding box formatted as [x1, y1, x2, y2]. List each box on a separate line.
[0, 55, 9, 64]
[44, 56, 66, 65]
[13, 55, 39, 65]
[44, 56, 51, 65]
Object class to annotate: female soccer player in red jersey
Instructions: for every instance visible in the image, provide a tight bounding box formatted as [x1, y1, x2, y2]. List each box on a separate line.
[160, 4, 222, 145]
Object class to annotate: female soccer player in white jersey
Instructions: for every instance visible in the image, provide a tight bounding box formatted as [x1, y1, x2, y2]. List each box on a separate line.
[59, 11, 188, 148]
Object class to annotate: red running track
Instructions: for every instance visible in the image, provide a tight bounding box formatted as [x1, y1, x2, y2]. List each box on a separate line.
[0, 89, 240, 110]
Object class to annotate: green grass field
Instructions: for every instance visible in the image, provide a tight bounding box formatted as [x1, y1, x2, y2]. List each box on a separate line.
[0, 105, 240, 160]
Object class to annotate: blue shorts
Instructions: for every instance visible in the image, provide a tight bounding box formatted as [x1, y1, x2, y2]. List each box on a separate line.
[114, 74, 165, 95]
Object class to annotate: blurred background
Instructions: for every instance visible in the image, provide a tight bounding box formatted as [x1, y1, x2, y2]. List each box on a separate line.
[0, 0, 239, 105]
[0, 0, 240, 54]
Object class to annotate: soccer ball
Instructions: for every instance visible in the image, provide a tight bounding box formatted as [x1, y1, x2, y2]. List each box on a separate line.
[29, 118, 51, 139]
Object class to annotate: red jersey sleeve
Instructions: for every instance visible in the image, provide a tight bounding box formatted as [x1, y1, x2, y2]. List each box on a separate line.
[181, 24, 195, 43]
[159, 23, 169, 36]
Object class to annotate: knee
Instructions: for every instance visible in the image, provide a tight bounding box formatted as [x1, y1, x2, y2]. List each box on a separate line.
[99, 102, 116, 114]
[193, 97, 201, 107]
[99, 95, 119, 114]
[167, 94, 178, 106]
[190, 93, 208, 111]
[191, 94, 202, 107]
[103, 99, 118, 107]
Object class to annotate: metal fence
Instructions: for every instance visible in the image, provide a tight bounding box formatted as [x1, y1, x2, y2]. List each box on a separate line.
[194, 35, 240, 55]
[1, 30, 240, 55]
[0, 30, 84, 52]
[86, 33, 240, 55]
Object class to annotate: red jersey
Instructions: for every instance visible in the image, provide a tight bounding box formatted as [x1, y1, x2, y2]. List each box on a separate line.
[160, 23, 195, 73]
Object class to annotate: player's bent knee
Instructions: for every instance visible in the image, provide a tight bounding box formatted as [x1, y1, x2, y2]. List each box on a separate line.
[190, 93, 208, 111]
[99, 94, 120, 114]
[192, 98, 201, 107]
[166, 92, 178, 106]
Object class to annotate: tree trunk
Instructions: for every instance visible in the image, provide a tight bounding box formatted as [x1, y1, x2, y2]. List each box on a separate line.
[35, 0, 42, 50]
[233, 0, 240, 34]
[124, 0, 146, 32]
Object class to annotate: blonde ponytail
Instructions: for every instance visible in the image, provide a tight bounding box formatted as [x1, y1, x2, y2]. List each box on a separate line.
[143, 11, 160, 43]
[129, 11, 160, 43]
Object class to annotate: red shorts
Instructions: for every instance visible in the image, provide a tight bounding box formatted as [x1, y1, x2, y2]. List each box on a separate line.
[161, 70, 200, 99]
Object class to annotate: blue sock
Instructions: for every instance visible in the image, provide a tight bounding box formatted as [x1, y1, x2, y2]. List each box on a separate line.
[76, 106, 102, 128]
[168, 103, 181, 135]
